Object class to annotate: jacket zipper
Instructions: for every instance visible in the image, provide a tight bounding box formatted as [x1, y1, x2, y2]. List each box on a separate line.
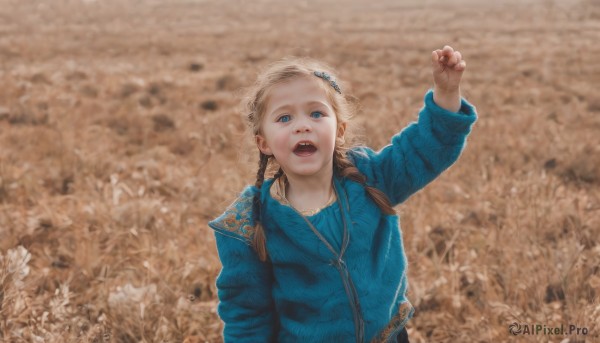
[291, 180, 365, 343]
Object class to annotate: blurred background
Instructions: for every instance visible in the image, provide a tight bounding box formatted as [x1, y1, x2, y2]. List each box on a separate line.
[0, 0, 598, 342]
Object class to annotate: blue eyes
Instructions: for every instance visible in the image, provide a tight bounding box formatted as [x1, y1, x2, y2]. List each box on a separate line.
[277, 111, 324, 122]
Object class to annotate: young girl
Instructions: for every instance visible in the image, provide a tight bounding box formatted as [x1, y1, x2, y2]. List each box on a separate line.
[209, 45, 476, 343]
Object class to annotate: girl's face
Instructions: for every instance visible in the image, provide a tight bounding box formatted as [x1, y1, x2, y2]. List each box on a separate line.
[256, 76, 346, 180]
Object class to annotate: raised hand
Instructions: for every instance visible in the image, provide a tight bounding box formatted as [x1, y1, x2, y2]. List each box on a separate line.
[431, 45, 465, 112]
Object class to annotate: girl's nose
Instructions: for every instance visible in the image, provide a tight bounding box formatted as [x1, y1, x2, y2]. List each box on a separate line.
[293, 121, 312, 133]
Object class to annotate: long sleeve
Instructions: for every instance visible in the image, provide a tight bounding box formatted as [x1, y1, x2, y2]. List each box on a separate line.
[213, 232, 276, 342]
[348, 89, 477, 206]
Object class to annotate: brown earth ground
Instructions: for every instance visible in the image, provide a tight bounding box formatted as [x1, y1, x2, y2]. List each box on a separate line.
[0, 0, 599, 342]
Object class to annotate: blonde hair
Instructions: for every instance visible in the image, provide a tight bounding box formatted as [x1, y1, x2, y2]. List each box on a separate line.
[243, 57, 394, 262]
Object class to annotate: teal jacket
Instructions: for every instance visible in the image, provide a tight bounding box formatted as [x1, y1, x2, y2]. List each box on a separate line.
[209, 90, 477, 342]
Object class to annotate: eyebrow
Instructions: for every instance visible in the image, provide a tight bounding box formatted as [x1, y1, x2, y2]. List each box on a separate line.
[269, 101, 330, 117]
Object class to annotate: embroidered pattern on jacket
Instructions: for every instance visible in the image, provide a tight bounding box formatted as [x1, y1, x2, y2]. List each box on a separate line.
[370, 301, 414, 343]
[208, 186, 258, 243]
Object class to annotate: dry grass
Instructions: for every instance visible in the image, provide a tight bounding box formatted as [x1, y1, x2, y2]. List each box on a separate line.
[0, 0, 599, 342]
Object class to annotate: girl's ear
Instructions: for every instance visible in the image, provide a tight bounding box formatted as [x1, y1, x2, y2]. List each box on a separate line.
[255, 134, 273, 155]
[337, 122, 347, 140]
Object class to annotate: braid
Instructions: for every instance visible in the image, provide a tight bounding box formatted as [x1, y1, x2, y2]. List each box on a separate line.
[334, 149, 395, 215]
[255, 153, 269, 189]
[273, 167, 284, 180]
[252, 153, 270, 262]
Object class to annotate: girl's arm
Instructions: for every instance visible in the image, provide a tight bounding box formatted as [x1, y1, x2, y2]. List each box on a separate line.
[214, 232, 276, 342]
[348, 46, 476, 206]
[349, 91, 476, 206]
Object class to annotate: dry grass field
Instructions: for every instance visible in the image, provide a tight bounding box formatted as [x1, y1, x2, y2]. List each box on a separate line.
[1, 0, 599, 342]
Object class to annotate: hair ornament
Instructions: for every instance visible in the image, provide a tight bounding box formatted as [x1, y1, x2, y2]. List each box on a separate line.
[313, 71, 342, 94]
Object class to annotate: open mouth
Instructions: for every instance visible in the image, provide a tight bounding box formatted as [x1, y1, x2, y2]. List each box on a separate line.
[293, 141, 317, 156]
